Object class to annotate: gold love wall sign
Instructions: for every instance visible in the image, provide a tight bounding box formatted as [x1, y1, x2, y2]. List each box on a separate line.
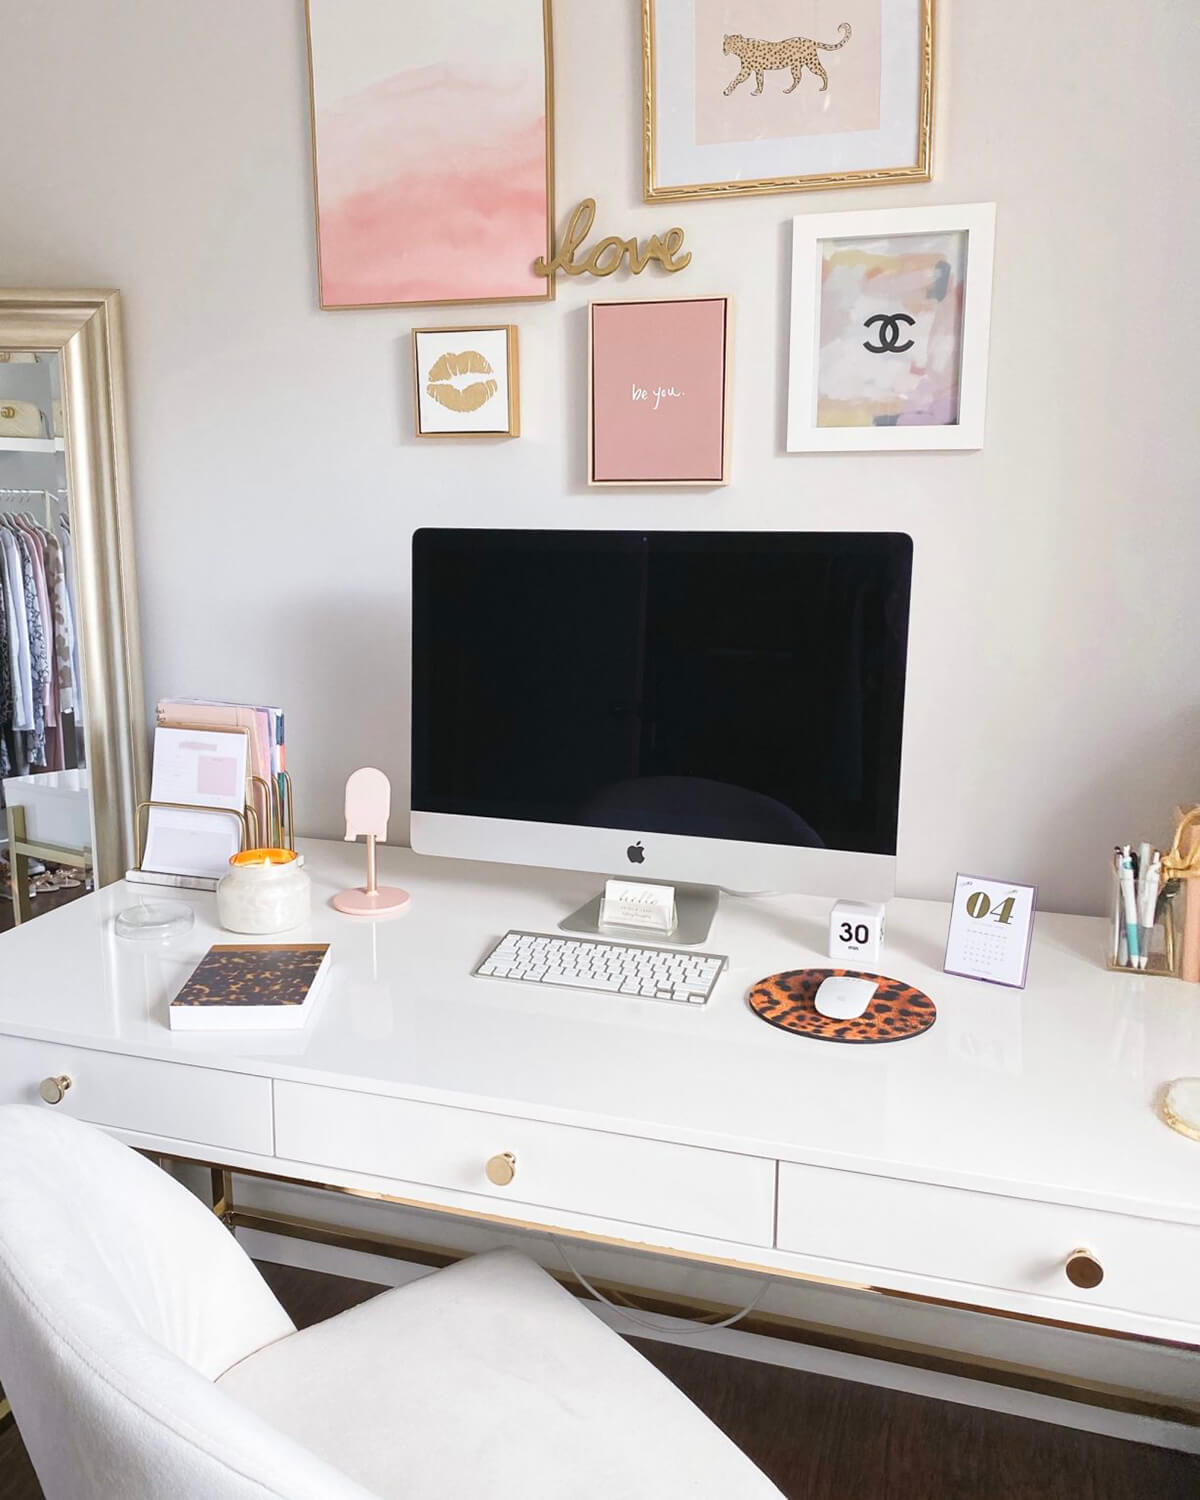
[534, 199, 691, 281]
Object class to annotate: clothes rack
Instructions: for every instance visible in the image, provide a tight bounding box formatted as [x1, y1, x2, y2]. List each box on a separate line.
[0, 488, 67, 531]
[0, 490, 82, 791]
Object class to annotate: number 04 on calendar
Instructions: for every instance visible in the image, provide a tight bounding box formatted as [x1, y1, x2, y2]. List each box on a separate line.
[943, 874, 1037, 988]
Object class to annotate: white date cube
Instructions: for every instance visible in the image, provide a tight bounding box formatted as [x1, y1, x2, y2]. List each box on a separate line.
[828, 900, 886, 966]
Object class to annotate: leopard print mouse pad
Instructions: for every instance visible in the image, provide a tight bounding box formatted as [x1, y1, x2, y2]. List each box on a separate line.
[748, 968, 937, 1044]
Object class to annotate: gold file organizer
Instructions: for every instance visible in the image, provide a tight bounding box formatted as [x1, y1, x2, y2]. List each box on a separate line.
[132, 722, 297, 883]
[156, 720, 295, 852]
[133, 799, 256, 873]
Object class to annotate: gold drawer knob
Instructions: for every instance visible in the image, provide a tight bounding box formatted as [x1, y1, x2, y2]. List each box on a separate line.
[1065, 1247, 1104, 1289]
[38, 1075, 73, 1106]
[485, 1151, 517, 1187]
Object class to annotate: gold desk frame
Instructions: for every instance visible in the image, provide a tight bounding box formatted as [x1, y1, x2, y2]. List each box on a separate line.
[6, 1148, 1188, 1437]
[642, 0, 936, 203]
[0, 291, 146, 885]
[168, 1154, 1200, 1434]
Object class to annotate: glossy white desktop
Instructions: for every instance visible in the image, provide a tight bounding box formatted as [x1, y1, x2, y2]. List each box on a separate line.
[1, 838, 1199, 1351]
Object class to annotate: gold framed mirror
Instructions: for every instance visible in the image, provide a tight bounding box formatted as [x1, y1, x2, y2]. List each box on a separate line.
[0, 290, 145, 906]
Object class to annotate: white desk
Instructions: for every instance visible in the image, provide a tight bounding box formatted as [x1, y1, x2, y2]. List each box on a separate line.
[1, 839, 1199, 1347]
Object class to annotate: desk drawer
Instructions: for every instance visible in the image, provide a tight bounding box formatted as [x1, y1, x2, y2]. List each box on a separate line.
[0, 1035, 273, 1156]
[777, 1161, 1200, 1325]
[275, 1081, 774, 1246]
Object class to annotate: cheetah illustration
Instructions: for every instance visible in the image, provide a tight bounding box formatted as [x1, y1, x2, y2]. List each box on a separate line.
[722, 21, 852, 96]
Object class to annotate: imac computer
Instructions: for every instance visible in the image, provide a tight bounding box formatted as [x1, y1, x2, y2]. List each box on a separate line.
[411, 529, 912, 944]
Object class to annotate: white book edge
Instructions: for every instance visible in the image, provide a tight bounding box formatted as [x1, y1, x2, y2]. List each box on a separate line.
[168, 948, 331, 1032]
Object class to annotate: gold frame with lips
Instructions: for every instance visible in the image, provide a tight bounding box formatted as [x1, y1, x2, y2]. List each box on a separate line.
[641, 0, 935, 203]
[304, 0, 556, 311]
[411, 325, 520, 439]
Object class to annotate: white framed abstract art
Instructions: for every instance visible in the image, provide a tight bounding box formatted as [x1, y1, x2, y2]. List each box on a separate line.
[786, 202, 995, 452]
[305, 0, 554, 309]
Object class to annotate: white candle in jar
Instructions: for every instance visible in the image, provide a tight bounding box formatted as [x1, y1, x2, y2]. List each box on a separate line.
[217, 849, 311, 935]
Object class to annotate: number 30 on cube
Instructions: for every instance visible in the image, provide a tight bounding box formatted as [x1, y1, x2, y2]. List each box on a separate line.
[828, 900, 886, 966]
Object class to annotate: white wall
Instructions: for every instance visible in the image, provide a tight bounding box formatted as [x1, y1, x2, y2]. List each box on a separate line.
[1, 1, 1197, 914]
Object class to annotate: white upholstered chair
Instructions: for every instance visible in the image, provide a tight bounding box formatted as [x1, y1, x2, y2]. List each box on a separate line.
[0, 1105, 784, 1499]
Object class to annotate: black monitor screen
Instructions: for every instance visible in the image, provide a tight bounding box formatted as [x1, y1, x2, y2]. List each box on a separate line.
[411, 530, 911, 856]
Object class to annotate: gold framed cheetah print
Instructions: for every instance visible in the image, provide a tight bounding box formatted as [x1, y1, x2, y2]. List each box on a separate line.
[643, 1, 935, 202]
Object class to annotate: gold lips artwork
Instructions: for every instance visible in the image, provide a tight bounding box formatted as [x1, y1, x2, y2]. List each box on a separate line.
[426, 350, 499, 414]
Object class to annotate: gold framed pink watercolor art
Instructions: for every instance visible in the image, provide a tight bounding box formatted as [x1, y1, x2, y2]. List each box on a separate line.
[306, 0, 555, 309]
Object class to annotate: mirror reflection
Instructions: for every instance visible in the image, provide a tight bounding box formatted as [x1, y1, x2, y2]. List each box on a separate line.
[0, 348, 90, 931]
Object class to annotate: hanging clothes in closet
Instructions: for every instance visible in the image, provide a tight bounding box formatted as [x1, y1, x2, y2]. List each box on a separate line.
[0, 499, 80, 783]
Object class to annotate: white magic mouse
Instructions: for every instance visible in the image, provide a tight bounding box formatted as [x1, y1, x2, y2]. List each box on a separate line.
[814, 975, 878, 1020]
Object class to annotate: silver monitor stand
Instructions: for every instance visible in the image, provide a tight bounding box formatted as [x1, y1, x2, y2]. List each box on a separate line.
[559, 883, 721, 947]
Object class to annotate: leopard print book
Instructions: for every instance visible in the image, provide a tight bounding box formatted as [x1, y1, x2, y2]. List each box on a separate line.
[748, 968, 936, 1044]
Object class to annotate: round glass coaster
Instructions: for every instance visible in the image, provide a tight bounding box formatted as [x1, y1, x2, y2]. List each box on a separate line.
[114, 900, 195, 943]
[1161, 1078, 1200, 1143]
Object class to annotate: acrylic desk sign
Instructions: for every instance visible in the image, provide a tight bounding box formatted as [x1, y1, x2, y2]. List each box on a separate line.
[534, 198, 691, 281]
[589, 296, 730, 486]
[944, 874, 1037, 989]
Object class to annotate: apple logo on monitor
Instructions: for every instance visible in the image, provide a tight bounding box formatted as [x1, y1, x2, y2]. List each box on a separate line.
[627, 842, 645, 864]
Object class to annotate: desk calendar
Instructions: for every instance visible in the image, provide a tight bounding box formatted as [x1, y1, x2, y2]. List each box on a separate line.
[943, 874, 1037, 988]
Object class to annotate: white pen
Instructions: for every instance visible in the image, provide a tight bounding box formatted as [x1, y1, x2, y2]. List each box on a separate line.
[1137, 853, 1161, 971]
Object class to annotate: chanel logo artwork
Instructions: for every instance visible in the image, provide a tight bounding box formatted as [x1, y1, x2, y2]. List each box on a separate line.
[862, 313, 915, 354]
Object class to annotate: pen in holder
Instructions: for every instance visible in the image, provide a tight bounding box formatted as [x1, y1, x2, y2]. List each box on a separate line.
[1108, 860, 1179, 975]
[1106, 813, 1200, 978]
[332, 768, 410, 919]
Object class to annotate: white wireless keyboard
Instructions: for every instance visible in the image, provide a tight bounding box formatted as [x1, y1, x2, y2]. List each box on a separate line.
[474, 930, 727, 1006]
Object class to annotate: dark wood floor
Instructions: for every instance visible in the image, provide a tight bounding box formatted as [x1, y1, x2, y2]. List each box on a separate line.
[0, 876, 87, 934]
[2, 1260, 1198, 1499]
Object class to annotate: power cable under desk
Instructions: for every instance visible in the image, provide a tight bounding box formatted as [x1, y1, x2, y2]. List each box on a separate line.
[549, 1234, 777, 1336]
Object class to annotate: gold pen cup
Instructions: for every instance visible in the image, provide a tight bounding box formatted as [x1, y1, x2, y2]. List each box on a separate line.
[1106, 813, 1200, 977]
[1107, 865, 1181, 976]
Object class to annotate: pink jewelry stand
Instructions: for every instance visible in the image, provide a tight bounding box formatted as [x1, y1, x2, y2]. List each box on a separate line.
[332, 768, 410, 919]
